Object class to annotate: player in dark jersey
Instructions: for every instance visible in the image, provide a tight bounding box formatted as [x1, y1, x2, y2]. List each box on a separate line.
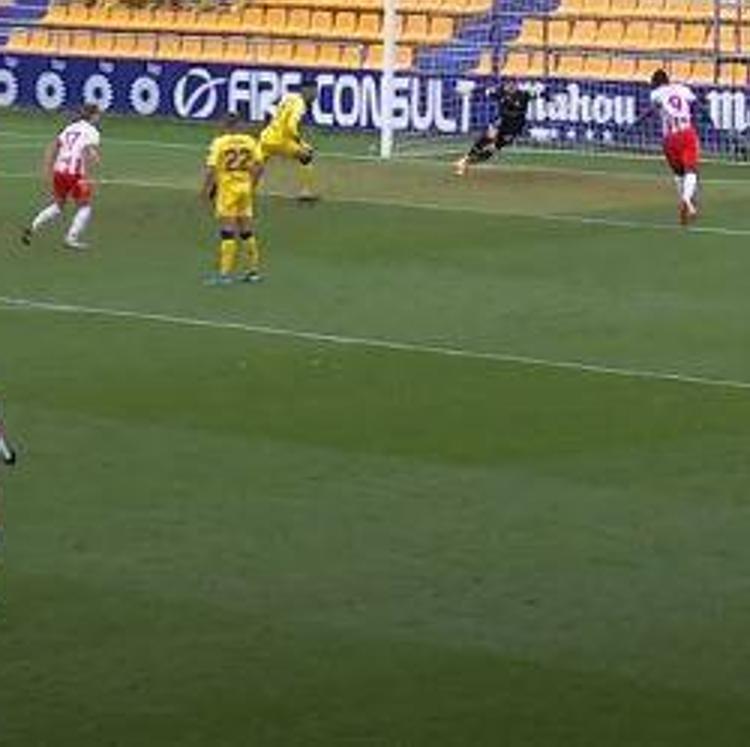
[454, 79, 533, 176]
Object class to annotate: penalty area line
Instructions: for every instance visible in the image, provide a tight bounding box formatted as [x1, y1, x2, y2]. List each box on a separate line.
[1, 295, 750, 393]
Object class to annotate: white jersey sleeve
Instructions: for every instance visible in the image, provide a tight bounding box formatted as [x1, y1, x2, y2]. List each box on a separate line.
[53, 121, 101, 176]
[650, 83, 696, 136]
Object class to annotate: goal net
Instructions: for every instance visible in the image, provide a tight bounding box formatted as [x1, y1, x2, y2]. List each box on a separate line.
[380, 0, 750, 161]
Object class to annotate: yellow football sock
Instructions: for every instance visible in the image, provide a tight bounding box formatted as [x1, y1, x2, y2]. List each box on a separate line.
[241, 235, 261, 273]
[219, 238, 238, 276]
[299, 163, 315, 195]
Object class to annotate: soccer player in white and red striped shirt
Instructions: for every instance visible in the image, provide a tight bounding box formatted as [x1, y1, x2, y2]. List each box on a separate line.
[22, 103, 102, 250]
[647, 69, 701, 225]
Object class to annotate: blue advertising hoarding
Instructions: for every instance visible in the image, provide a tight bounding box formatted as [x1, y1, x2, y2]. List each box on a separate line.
[0, 52, 747, 154]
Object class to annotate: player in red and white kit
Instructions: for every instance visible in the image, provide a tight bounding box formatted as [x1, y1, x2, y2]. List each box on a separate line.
[22, 103, 102, 250]
[647, 69, 701, 225]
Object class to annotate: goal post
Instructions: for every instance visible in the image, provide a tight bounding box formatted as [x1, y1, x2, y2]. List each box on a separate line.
[376, 0, 750, 162]
[380, 0, 398, 159]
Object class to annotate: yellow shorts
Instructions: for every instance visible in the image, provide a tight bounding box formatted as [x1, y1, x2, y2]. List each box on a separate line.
[215, 183, 254, 220]
[259, 136, 308, 163]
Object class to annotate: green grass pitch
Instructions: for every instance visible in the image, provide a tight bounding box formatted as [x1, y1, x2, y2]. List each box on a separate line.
[2, 109, 750, 746]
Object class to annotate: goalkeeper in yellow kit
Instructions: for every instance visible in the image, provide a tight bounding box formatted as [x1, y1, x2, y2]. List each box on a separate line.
[260, 82, 318, 201]
[202, 114, 265, 284]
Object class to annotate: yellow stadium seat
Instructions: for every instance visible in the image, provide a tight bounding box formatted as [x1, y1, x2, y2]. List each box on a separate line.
[662, 0, 690, 16]
[68, 3, 95, 27]
[156, 33, 181, 60]
[86, 6, 110, 26]
[225, 36, 249, 61]
[129, 9, 154, 29]
[70, 29, 94, 54]
[269, 41, 294, 65]
[527, 51, 546, 75]
[514, 19, 544, 46]
[649, 21, 678, 48]
[624, 20, 651, 46]
[559, 0, 586, 12]
[356, 12, 381, 39]
[548, 19, 571, 46]
[608, 56, 637, 79]
[93, 31, 116, 54]
[287, 8, 311, 34]
[635, 0, 665, 16]
[594, 21, 624, 47]
[43, 3, 68, 25]
[583, 55, 610, 78]
[429, 15, 454, 42]
[340, 44, 363, 67]
[555, 53, 585, 77]
[171, 8, 196, 32]
[720, 63, 749, 86]
[294, 41, 319, 66]
[366, 44, 412, 69]
[474, 51, 493, 75]
[4, 29, 30, 52]
[181, 36, 203, 60]
[583, 0, 611, 14]
[502, 50, 530, 75]
[27, 28, 51, 51]
[242, 7, 265, 32]
[106, 6, 132, 28]
[265, 7, 287, 31]
[152, 8, 177, 30]
[256, 40, 273, 63]
[113, 32, 137, 56]
[193, 10, 222, 32]
[311, 11, 334, 37]
[437, 0, 474, 11]
[636, 56, 665, 77]
[718, 24, 740, 53]
[201, 36, 224, 60]
[676, 22, 707, 49]
[134, 33, 157, 57]
[334, 11, 357, 37]
[610, 0, 638, 12]
[569, 20, 597, 46]
[686, 0, 712, 18]
[53, 29, 74, 53]
[216, 10, 243, 32]
[402, 14, 429, 42]
[691, 59, 715, 83]
[318, 42, 342, 67]
[668, 58, 693, 80]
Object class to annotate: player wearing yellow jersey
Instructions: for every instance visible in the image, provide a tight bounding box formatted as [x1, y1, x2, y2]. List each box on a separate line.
[202, 114, 264, 284]
[260, 83, 318, 201]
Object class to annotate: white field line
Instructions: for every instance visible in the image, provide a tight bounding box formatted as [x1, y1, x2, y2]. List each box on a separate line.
[2, 169, 750, 237]
[1, 295, 749, 393]
[3, 128, 750, 187]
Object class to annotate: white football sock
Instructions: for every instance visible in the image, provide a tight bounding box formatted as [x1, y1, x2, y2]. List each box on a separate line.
[0, 435, 11, 462]
[31, 203, 62, 232]
[682, 172, 698, 205]
[66, 205, 92, 241]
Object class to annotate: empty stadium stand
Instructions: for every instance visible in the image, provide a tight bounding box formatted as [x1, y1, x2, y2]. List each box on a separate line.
[1, 0, 748, 82]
